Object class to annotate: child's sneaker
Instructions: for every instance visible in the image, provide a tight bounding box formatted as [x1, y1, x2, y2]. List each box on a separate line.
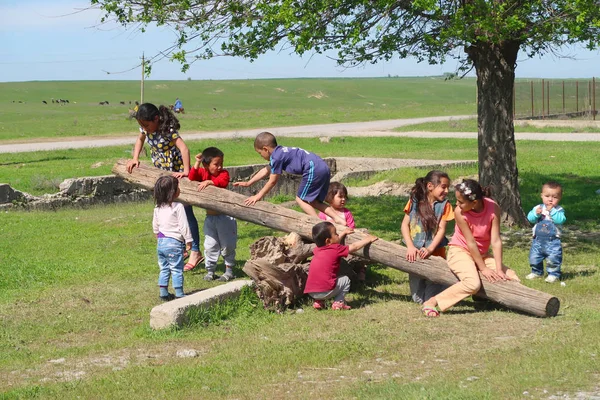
[203, 272, 215, 281]
[313, 300, 325, 310]
[331, 301, 351, 310]
[159, 293, 175, 302]
[545, 275, 559, 283]
[525, 273, 542, 280]
[218, 272, 235, 282]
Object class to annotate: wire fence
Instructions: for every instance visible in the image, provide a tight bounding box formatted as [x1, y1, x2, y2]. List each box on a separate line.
[514, 78, 599, 120]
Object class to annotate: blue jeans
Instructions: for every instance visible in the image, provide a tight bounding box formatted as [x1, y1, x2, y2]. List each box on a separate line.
[183, 204, 200, 252]
[157, 237, 185, 290]
[529, 237, 563, 278]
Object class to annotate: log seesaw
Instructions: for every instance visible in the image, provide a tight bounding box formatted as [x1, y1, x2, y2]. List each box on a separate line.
[112, 160, 560, 317]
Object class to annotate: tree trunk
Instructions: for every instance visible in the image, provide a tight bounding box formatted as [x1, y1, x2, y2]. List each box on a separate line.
[112, 160, 559, 317]
[468, 40, 529, 226]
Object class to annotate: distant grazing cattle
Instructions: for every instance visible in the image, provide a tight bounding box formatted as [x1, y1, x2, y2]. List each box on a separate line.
[99, 101, 106, 105]
[105, 101, 110, 105]
[213, 107, 217, 111]
[42, 100, 47, 104]
[120, 101, 125, 105]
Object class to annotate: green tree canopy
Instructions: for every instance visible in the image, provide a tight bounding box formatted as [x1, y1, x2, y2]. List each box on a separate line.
[92, 0, 600, 225]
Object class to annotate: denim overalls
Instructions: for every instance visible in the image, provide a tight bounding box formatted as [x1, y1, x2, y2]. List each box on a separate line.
[529, 215, 563, 278]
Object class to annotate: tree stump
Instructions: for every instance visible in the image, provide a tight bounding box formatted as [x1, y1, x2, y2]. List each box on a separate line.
[242, 233, 314, 310]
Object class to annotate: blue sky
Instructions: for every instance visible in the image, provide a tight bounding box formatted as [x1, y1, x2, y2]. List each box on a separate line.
[2, 0, 600, 82]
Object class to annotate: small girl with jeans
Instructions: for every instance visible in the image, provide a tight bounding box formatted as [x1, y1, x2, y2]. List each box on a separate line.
[152, 176, 192, 301]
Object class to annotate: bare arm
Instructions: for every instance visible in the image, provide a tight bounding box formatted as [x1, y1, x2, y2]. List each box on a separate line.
[172, 137, 191, 178]
[422, 219, 449, 258]
[126, 133, 146, 173]
[490, 204, 507, 279]
[400, 214, 418, 262]
[233, 166, 270, 187]
[348, 234, 378, 253]
[244, 172, 280, 206]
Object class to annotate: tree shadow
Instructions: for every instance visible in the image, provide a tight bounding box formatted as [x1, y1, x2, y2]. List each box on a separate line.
[562, 268, 597, 281]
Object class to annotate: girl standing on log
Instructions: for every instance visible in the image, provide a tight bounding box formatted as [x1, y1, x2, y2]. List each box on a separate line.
[421, 179, 520, 317]
[401, 170, 454, 305]
[126, 103, 203, 270]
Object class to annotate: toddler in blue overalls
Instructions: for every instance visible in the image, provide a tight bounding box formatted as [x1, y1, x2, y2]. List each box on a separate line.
[525, 181, 566, 283]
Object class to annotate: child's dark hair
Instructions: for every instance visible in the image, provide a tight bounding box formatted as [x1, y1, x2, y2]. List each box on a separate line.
[312, 221, 334, 247]
[254, 131, 277, 149]
[136, 103, 180, 135]
[410, 170, 450, 232]
[153, 175, 179, 207]
[200, 147, 224, 164]
[542, 181, 563, 195]
[326, 182, 348, 203]
[455, 179, 492, 202]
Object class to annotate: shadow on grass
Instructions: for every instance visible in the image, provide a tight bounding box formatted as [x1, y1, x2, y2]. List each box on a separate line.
[0, 155, 69, 166]
[562, 267, 597, 281]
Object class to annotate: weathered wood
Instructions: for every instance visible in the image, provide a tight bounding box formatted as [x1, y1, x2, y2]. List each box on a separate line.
[112, 160, 560, 317]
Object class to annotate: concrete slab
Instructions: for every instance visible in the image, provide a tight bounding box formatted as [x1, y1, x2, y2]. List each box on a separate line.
[150, 280, 254, 330]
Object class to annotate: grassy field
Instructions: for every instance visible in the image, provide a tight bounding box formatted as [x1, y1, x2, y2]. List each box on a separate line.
[0, 78, 476, 141]
[1, 134, 599, 399]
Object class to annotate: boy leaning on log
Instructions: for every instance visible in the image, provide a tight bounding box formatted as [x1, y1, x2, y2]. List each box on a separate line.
[305, 222, 378, 310]
[233, 131, 347, 226]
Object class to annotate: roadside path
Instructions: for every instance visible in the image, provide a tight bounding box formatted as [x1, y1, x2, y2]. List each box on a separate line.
[2, 115, 599, 154]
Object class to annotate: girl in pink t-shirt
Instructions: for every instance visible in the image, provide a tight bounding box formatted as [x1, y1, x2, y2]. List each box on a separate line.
[421, 179, 520, 317]
[318, 182, 356, 229]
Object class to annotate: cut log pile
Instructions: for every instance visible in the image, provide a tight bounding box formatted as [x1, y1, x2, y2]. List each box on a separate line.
[112, 160, 560, 317]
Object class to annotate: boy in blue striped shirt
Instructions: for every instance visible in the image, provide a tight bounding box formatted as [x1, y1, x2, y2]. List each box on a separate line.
[234, 131, 346, 226]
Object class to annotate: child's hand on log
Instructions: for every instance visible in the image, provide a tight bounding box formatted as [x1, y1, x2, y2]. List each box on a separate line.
[197, 180, 213, 191]
[366, 234, 379, 243]
[406, 245, 418, 262]
[244, 194, 261, 206]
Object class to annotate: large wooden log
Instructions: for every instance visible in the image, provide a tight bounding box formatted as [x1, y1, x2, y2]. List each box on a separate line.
[112, 160, 560, 317]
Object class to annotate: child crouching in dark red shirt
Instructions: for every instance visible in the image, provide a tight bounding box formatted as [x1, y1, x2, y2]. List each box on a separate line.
[304, 221, 378, 310]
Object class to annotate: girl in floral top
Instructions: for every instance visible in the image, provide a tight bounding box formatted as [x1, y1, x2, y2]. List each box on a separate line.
[127, 103, 203, 269]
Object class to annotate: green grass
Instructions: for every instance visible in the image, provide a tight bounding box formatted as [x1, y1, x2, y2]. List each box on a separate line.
[1, 136, 599, 399]
[0, 78, 476, 141]
[394, 118, 600, 133]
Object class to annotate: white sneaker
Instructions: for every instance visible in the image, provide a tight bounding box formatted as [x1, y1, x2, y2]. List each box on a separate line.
[545, 275, 559, 283]
[525, 273, 542, 280]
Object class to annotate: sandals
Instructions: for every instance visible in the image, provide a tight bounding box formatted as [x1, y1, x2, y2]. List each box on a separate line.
[183, 256, 204, 272]
[422, 306, 440, 317]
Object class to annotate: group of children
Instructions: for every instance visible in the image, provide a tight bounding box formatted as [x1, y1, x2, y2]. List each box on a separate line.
[133, 103, 567, 314]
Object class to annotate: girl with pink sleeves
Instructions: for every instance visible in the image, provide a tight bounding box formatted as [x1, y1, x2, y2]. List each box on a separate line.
[318, 182, 356, 229]
[421, 179, 520, 317]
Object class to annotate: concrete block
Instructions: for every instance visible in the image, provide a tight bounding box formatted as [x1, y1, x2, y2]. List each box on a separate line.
[150, 280, 254, 330]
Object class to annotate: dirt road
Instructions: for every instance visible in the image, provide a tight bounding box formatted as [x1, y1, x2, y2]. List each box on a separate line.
[2, 115, 599, 154]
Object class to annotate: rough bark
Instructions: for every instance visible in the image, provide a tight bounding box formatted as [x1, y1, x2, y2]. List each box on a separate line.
[242, 233, 313, 310]
[112, 160, 559, 317]
[468, 40, 529, 227]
